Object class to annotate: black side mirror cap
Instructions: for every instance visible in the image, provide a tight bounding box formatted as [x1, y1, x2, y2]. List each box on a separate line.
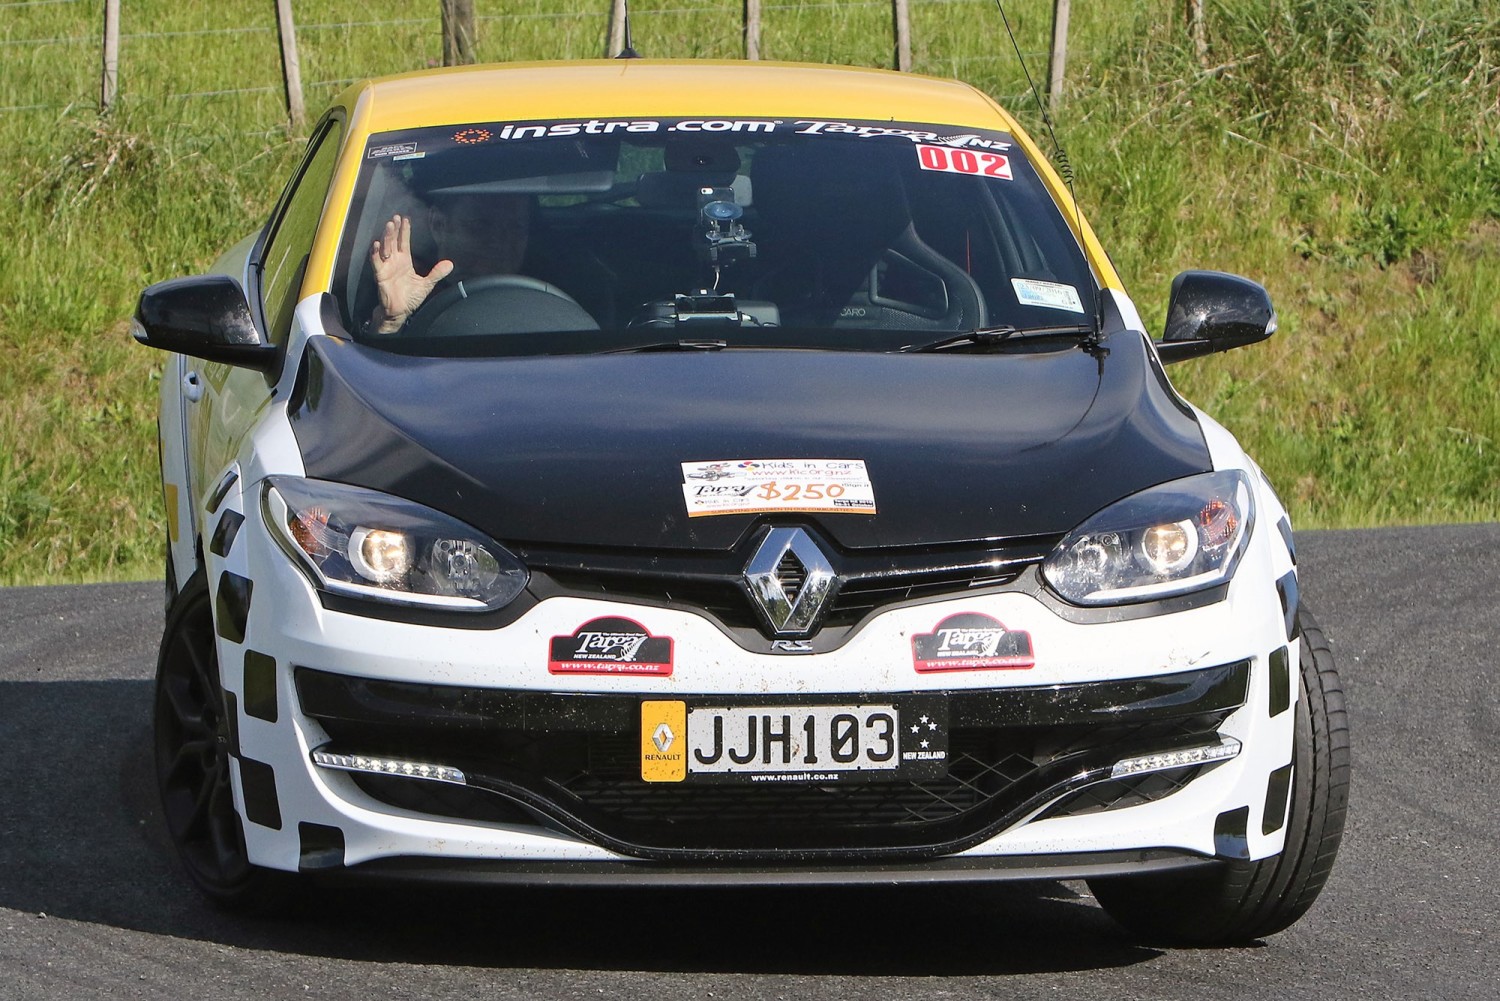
[131, 274, 278, 372]
[1156, 270, 1276, 363]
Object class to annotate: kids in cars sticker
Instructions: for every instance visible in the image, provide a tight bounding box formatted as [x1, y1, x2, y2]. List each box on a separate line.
[549, 617, 674, 676]
[681, 459, 877, 517]
[912, 612, 1035, 672]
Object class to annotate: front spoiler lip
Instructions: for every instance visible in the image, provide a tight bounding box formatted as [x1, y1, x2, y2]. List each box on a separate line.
[310, 848, 1217, 886]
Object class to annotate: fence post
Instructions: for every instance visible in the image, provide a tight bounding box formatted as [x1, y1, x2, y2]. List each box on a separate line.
[100, 0, 120, 114]
[608, 0, 626, 57]
[892, 0, 911, 71]
[440, 0, 477, 66]
[1186, 0, 1208, 66]
[1046, 0, 1070, 113]
[745, 0, 761, 60]
[274, 0, 306, 131]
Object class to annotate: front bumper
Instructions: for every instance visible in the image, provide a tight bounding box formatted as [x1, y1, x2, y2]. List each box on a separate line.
[205, 470, 1300, 880]
[296, 660, 1249, 863]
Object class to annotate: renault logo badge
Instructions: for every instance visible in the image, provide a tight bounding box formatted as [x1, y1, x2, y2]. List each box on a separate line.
[743, 527, 838, 637]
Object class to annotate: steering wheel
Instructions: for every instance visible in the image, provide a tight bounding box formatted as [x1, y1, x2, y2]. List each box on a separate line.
[401, 275, 598, 337]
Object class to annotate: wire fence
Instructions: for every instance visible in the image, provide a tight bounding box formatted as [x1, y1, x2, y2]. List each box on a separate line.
[0, 0, 1039, 118]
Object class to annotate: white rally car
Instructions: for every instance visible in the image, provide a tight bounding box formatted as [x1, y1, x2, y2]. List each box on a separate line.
[134, 60, 1347, 944]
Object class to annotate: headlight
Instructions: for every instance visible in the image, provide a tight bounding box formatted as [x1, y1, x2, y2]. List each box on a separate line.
[1041, 470, 1254, 605]
[263, 477, 528, 611]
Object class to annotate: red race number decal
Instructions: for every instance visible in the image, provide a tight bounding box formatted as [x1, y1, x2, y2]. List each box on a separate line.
[917, 145, 1013, 180]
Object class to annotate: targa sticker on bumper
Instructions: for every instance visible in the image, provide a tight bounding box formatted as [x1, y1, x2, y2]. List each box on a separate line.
[550, 617, 674, 676]
[912, 612, 1035, 672]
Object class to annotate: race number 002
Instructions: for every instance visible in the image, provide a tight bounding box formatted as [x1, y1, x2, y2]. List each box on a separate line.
[917, 145, 1013, 180]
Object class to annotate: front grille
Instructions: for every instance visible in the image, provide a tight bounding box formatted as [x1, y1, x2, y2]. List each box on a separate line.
[544, 563, 1027, 631]
[299, 660, 1249, 861]
[527, 532, 1056, 636]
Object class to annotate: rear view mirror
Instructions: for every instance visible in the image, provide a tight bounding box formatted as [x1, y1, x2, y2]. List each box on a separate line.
[1156, 270, 1276, 363]
[132, 275, 278, 372]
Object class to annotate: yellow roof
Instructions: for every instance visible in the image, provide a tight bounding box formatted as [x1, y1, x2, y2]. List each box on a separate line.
[340, 60, 1020, 135]
[304, 60, 1121, 296]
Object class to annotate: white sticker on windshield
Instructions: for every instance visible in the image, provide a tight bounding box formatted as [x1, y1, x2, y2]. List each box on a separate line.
[681, 459, 877, 517]
[1011, 278, 1085, 314]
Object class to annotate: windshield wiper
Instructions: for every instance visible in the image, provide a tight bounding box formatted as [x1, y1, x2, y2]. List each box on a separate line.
[603, 338, 729, 354]
[901, 323, 1096, 353]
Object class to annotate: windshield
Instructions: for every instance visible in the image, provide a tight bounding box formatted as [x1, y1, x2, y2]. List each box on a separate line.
[335, 117, 1097, 355]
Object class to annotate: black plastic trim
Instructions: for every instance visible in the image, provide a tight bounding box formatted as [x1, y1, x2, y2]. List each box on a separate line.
[1213, 805, 1250, 860]
[321, 849, 1218, 888]
[1268, 645, 1290, 717]
[1277, 516, 1296, 566]
[238, 756, 283, 830]
[1262, 764, 1293, 836]
[214, 571, 252, 644]
[435, 753, 1195, 863]
[298, 822, 346, 871]
[209, 509, 244, 558]
[297, 659, 1251, 734]
[207, 469, 238, 515]
[243, 649, 278, 723]
[1276, 570, 1300, 641]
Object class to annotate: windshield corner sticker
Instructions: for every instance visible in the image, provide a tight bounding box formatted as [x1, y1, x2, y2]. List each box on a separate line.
[681, 459, 877, 517]
[1011, 278, 1085, 314]
[916, 144, 1013, 179]
[912, 613, 1034, 672]
[549, 617, 673, 676]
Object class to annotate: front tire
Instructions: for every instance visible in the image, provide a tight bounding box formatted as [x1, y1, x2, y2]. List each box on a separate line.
[1088, 608, 1349, 944]
[154, 575, 297, 912]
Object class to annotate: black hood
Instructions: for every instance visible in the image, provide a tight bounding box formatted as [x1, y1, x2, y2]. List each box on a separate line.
[288, 334, 1208, 552]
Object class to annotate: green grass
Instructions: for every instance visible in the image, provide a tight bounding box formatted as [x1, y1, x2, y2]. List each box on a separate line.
[1, 0, 1496, 584]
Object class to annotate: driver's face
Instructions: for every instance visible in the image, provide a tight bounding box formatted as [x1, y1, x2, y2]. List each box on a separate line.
[431, 194, 530, 277]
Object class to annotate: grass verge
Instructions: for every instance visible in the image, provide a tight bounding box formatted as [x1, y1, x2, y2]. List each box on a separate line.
[1, 0, 1495, 584]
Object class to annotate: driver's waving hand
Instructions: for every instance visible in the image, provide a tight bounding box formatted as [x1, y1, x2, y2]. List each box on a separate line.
[367, 193, 530, 334]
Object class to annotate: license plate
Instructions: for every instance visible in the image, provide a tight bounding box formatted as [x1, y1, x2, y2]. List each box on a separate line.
[640, 699, 948, 783]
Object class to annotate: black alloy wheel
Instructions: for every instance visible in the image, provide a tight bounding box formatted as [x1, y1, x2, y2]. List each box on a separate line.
[1087, 606, 1350, 944]
[154, 577, 294, 911]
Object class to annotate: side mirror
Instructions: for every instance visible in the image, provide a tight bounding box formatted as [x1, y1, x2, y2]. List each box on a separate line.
[1156, 270, 1276, 363]
[131, 275, 278, 372]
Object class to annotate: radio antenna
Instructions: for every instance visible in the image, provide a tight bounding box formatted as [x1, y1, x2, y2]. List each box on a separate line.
[613, 0, 641, 58]
[991, 0, 1100, 327]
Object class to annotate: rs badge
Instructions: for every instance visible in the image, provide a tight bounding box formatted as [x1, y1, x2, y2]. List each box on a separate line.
[640, 701, 687, 782]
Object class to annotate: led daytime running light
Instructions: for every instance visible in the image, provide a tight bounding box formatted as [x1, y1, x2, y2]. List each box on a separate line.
[1110, 737, 1241, 779]
[312, 750, 467, 785]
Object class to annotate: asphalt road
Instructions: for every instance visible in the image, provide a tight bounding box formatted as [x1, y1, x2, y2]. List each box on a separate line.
[1, 524, 1496, 1000]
